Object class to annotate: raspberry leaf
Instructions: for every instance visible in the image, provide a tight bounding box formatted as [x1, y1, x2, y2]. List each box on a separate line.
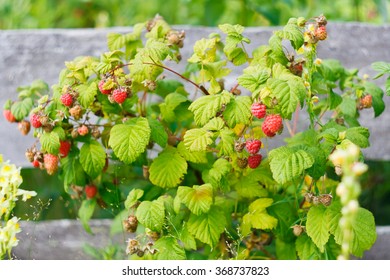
[345, 127, 370, 148]
[80, 140, 106, 179]
[187, 205, 226, 247]
[364, 81, 385, 117]
[241, 198, 278, 236]
[78, 199, 96, 234]
[76, 82, 97, 108]
[109, 117, 151, 164]
[183, 128, 213, 152]
[136, 199, 165, 232]
[159, 93, 188, 122]
[177, 142, 208, 164]
[11, 98, 33, 121]
[232, 172, 268, 199]
[275, 18, 304, 50]
[40, 131, 60, 155]
[61, 153, 86, 192]
[147, 117, 168, 148]
[177, 184, 213, 215]
[237, 65, 271, 94]
[154, 237, 186, 260]
[222, 96, 252, 128]
[306, 205, 330, 252]
[333, 208, 377, 258]
[269, 146, 314, 184]
[188, 90, 232, 126]
[295, 234, 321, 260]
[125, 189, 144, 210]
[149, 147, 187, 188]
[202, 158, 231, 189]
[216, 128, 235, 156]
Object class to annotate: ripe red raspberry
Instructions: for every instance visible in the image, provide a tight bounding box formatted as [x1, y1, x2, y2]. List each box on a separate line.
[248, 154, 262, 169]
[251, 103, 266, 119]
[77, 125, 89, 136]
[112, 88, 127, 104]
[30, 113, 42, 128]
[98, 80, 112, 95]
[3, 109, 16, 122]
[85, 185, 98, 199]
[60, 93, 73, 107]
[32, 160, 40, 168]
[262, 114, 283, 137]
[59, 141, 71, 157]
[315, 26, 327, 41]
[246, 139, 262, 155]
[44, 153, 59, 175]
[360, 95, 372, 109]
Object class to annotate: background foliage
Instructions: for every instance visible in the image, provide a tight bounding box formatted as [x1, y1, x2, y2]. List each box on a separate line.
[0, 0, 389, 29]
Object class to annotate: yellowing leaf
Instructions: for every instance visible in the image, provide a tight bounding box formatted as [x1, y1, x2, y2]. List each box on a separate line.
[177, 184, 213, 215]
[183, 128, 213, 152]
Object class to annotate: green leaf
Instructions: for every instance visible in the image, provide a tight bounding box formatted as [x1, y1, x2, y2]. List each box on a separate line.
[177, 142, 208, 164]
[188, 90, 232, 126]
[109, 117, 151, 164]
[159, 93, 188, 122]
[329, 90, 343, 109]
[40, 132, 60, 154]
[183, 128, 213, 152]
[223, 96, 252, 127]
[267, 76, 306, 119]
[242, 198, 278, 231]
[339, 96, 356, 118]
[125, 189, 144, 210]
[364, 81, 385, 117]
[79, 140, 106, 179]
[52, 126, 66, 140]
[305, 147, 328, 180]
[334, 208, 377, 257]
[154, 237, 186, 260]
[147, 117, 168, 148]
[187, 205, 226, 247]
[61, 153, 86, 190]
[136, 200, 165, 231]
[233, 172, 268, 198]
[306, 205, 329, 252]
[275, 18, 304, 49]
[345, 127, 370, 148]
[217, 128, 235, 156]
[268, 147, 314, 185]
[78, 199, 96, 234]
[204, 158, 231, 189]
[372, 61, 390, 79]
[237, 65, 270, 93]
[203, 117, 225, 131]
[180, 225, 197, 250]
[296, 234, 321, 260]
[188, 38, 217, 64]
[11, 98, 33, 121]
[268, 34, 288, 65]
[76, 82, 97, 108]
[276, 239, 297, 260]
[110, 209, 128, 235]
[149, 147, 187, 188]
[177, 184, 213, 215]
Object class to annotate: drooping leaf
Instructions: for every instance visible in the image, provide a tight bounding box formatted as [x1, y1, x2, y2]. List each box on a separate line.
[108, 117, 151, 164]
[149, 147, 187, 188]
[78, 199, 96, 234]
[177, 184, 213, 215]
[187, 205, 226, 247]
[306, 205, 329, 252]
[80, 140, 106, 178]
[268, 147, 314, 184]
[159, 93, 188, 122]
[154, 237, 186, 260]
[275, 18, 304, 49]
[136, 199, 165, 232]
[183, 128, 213, 152]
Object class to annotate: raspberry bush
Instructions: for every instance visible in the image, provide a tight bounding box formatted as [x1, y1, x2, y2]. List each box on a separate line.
[3, 15, 388, 260]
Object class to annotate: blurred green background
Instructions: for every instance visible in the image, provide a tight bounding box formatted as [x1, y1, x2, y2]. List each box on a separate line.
[4, 0, 390, 226]
[0, 0, 389, 29]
